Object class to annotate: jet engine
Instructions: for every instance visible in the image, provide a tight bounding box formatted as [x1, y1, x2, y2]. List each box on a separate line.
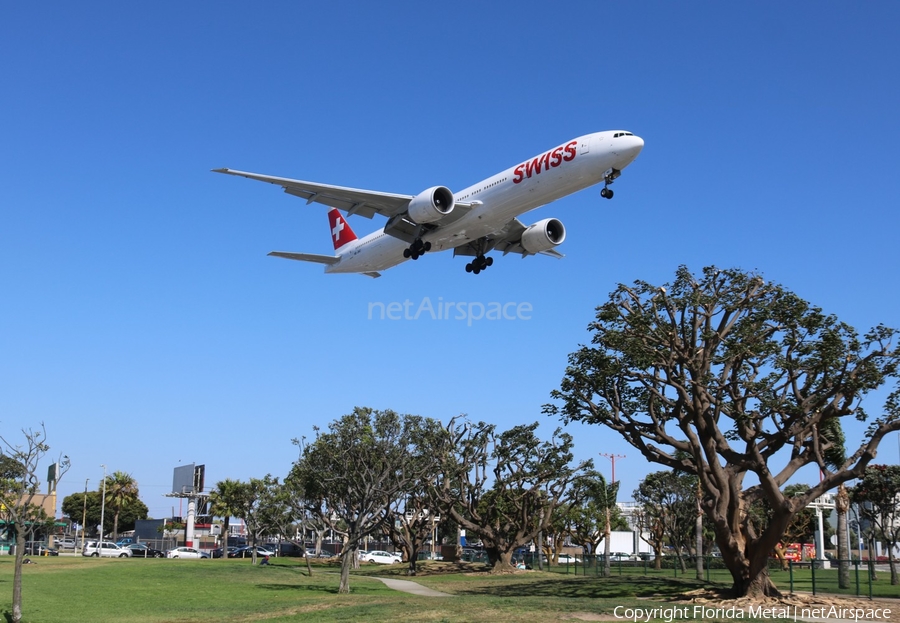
[521, 218, 566, 254]
[407, 186, 454, 224]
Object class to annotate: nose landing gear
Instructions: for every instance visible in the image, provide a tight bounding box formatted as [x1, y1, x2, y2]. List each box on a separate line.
[600, 167, 621, 199]
[403, 238, 432, 260]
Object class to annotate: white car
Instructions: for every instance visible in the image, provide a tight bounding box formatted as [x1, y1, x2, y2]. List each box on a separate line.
[166, 546, 209, 559]
[557, 554, 582, 564]
[366, 550, 402, 564]
[608, 552, 638, 561]
[82, 541, 132, 558]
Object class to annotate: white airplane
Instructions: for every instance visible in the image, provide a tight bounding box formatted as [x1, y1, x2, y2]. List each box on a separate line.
[214, 130, 643, 277]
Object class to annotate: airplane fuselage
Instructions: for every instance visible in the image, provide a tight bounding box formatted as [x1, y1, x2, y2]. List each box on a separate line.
[324, 130, 643, 274]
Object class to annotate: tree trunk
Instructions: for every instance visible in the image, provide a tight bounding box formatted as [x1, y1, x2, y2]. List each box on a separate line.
[490, 548, 516, 573]
[675, 546, 687, 572]
[220, 517, 231, 561]
[603, 525, 612, 578]
[12, 524, 25, 623]
[339, 550, 353, 593]
[407, 546, 419, 576]
[836, 485, 850, 589]
[732, 567, 782, 599]
[695, 506, 704, 581]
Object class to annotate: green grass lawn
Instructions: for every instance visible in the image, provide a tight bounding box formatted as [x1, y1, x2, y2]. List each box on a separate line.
[1, 557, 896, 622]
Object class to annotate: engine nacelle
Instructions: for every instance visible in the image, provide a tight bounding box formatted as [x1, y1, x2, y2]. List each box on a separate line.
[407, 186, 454, 224]
[521, 218, 566, 254]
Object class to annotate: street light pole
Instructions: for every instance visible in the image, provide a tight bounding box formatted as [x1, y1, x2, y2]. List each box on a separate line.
[80, 479, 89, 551]
[99, 465, 107, 544]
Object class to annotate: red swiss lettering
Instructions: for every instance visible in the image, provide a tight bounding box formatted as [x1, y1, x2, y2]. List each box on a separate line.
[550, 147, 563, 167]
[513, 140, 578, 184]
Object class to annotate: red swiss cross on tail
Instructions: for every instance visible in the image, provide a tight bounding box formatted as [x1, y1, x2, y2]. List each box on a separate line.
[327, 209, 357, 251]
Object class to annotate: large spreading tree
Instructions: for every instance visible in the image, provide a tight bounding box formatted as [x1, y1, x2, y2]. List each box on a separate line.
[546, 266, 900, 598]
[851, 464, 900, 585]
[289, 408, 441, 593]
[429, 419, 589, 573]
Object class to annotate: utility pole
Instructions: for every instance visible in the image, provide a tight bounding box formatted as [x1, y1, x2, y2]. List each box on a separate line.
[599, 453, 625, 483]
[599, 453, 625, 576]
[99, 465, 107, 544]
[80, 479, 89, 551]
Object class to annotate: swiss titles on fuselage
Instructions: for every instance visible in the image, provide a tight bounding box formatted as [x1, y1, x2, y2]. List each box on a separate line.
[512, 140, 577, 184]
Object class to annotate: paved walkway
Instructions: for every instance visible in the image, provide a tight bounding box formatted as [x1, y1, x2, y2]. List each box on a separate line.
[373, 577, 452, 597]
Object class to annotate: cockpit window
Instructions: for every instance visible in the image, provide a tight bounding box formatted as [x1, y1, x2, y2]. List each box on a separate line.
[613, 132, 635, 138]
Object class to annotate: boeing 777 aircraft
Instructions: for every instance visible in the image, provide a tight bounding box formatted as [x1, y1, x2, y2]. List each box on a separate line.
[214, 130, 643, 277]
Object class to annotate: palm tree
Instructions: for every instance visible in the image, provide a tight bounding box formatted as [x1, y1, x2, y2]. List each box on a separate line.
[104, 471, 139, 541]
[209, 479, 245, 558]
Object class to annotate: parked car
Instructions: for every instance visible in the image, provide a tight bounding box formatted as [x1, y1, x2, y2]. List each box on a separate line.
[25, 542, 59, 556]
[115, 537, 135, 545]
[125, 543, 165, 558]
[272, 542, 305, 557]
[228, 545, 276, 559]
[461, 549, 490, 563]
[83, 541, 132, 558]
[606, 552, 638, 562]
[557, 554, 582, 564]
[56, 538, 76, 549]
[166, 546, 209, 559]
[365, 550, 402, 564]
[212, 546, 239, 559]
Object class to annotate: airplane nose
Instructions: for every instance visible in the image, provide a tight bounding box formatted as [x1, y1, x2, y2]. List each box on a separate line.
[615, 135, 644, 162]
[628, 135, 644, 158]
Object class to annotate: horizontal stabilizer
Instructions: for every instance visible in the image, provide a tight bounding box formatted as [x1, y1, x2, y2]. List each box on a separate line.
[268, 251, 339, 265]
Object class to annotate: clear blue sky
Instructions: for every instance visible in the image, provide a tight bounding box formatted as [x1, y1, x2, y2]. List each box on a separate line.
[2, 2, 899, 521]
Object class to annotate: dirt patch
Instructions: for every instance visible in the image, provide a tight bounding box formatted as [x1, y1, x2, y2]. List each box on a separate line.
[670, 587, 899, 622]
[561, 613, 620, 621]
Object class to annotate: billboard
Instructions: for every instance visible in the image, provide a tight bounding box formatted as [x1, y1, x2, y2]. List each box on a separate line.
[172, 464, 195, 494]
[172, 463, 206, 494]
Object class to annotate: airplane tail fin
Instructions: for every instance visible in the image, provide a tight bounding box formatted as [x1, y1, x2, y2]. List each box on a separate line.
[328, 209, 358, 251]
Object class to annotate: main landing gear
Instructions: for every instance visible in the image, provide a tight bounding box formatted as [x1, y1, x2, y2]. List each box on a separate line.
[403, 238, 431, 260]
[465, 255, 493, 275]
[600, 167, 621, 199]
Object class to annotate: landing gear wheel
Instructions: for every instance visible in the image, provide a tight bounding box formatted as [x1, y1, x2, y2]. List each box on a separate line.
[600, 187, 614, 199]
[466, 254, 493, 274]
[406, 238, 430, 259]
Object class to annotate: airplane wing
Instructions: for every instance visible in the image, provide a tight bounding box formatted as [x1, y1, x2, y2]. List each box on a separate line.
[452, 218, 564, 260]
[214, 168, 409, 219]
[213, 168, 475, 223]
